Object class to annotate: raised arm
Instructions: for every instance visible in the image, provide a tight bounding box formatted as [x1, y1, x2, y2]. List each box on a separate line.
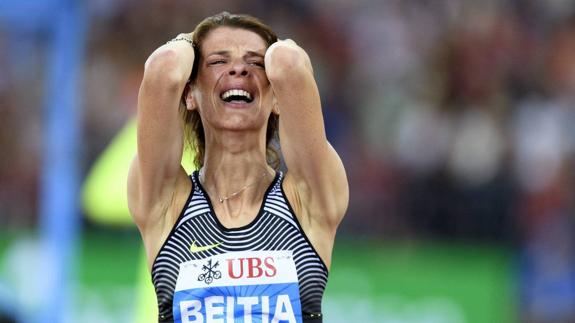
[127, 35, 194, 233]
[264, 40, 348, 249]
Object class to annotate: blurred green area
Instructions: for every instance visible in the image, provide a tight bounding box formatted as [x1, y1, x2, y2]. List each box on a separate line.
[0, 230, 515, 322]
[326, 239, 516, 322]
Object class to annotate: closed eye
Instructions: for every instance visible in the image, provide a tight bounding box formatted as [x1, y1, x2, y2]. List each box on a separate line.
[249, 61, 265, 68]
[208, 60, 226, 66]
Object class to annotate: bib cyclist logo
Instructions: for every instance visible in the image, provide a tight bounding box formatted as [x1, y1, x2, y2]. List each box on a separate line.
[197, 259, 221, 285]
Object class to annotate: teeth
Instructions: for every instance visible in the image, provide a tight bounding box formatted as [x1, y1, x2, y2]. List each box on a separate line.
[221, 89, 252, 101]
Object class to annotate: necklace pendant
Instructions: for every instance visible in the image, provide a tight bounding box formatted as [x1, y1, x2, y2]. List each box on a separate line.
[206, 170, 269, 204]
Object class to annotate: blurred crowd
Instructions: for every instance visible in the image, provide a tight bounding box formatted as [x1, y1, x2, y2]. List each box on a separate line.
[2, 0, 575, 321]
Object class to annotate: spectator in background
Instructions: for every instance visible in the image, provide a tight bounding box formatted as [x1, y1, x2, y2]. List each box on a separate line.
[515, 17, 575, 323]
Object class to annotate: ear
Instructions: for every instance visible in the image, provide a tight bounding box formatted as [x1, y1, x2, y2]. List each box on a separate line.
[272, 94, 280, 115]
[185, 84, 198, 111]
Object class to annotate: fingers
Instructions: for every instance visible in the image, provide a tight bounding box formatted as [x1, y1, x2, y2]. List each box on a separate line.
[278, 38, 297, 46]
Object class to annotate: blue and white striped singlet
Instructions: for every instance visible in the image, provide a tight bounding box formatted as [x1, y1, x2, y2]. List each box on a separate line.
[151, 171, 328, 322]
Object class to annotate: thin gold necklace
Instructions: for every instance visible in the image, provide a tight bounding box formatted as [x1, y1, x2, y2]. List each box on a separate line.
[200, 169, 270, 203]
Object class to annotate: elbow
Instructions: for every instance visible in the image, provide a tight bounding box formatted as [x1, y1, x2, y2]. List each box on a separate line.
[266, 44, 310, 83]
[144, 48, 189, 86]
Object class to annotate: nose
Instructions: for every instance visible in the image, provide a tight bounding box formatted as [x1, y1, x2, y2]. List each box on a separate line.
[228, 62, 249, 77]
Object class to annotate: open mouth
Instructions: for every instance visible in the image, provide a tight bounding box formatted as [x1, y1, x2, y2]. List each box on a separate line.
[220, 88, 254, 104]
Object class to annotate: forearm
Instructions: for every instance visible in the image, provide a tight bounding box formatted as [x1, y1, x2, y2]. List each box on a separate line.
[264, 39, 312, 84]
[266, 42, 348, 233]
[135, 35, 195, 194]
[144, 34, 195, 87]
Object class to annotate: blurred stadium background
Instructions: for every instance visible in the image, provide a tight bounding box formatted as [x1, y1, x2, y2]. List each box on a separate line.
[2, 0, 575, 322]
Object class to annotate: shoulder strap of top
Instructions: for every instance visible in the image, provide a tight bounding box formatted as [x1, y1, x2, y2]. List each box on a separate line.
[262, 171, 301, 229]
[174, 171, 210, 229]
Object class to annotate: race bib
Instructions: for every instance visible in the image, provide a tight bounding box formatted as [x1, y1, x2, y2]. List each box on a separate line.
[173, 250, 302, 323]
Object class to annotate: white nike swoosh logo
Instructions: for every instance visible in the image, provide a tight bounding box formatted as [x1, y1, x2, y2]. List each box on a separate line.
[190, 240, 221, 253]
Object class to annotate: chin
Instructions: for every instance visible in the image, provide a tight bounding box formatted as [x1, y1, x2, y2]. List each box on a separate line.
[217, 114, 269, 132]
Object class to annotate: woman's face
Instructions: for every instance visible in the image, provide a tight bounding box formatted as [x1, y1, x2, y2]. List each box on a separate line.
[189, 27, 275, 133]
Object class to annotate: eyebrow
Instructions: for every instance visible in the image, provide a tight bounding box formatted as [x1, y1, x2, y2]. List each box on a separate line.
[206, 50, 230, 58]
[245, 51, 265, 58]
[206, 50, 265, 58]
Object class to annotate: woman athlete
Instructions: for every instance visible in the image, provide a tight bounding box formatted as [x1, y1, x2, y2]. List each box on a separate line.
[128, 12, 348, 323]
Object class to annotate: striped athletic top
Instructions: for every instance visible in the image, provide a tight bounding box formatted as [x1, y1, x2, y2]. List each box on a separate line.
[151, 170, 328, 322]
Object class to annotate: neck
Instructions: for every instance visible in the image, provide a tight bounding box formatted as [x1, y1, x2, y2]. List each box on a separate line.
[200, 128, 274, 206]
